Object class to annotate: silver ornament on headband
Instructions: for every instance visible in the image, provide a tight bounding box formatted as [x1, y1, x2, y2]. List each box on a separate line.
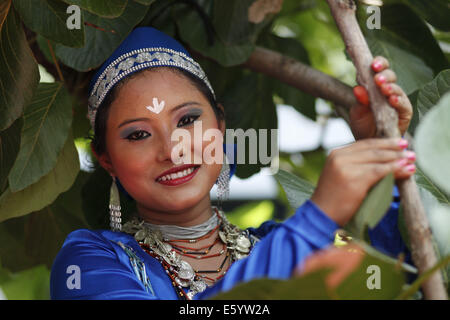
[87, 47, 215, 131]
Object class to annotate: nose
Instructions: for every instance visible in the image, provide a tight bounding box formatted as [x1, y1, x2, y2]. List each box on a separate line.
[156, 128, 186, 164]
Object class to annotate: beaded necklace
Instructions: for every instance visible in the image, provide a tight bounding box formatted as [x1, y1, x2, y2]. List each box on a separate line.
[122, 207, 257, 299]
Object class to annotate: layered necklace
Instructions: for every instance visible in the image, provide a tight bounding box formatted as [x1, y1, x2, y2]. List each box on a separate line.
[122, 206, 257, 299]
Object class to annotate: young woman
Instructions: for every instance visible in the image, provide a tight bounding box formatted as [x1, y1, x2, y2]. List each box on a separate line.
[50, 27, 414, 300]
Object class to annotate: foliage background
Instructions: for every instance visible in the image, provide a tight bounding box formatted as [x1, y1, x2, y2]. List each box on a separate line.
[0, 0, 449, 299]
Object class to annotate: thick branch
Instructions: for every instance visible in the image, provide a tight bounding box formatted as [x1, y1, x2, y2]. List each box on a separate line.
[327, 0, 447, 300]
[243, 46, 356, 122]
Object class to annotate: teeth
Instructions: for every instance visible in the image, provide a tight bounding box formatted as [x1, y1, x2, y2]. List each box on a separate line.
[157, 167, 196, 182]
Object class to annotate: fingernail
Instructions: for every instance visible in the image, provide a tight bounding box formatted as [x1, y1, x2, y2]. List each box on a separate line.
[398, 139, 408, 149]
[396, 159, 408, 167]
[391, 95, 399, 106]
[405, 164, 416, 173]
[405, 151, 416, 161]
[376, 75, 386, 85]
[386, 84, 393, 94]
[372, 61, 382, 72]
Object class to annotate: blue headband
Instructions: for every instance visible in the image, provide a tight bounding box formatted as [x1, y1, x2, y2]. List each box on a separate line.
[87, 27, 215, 131]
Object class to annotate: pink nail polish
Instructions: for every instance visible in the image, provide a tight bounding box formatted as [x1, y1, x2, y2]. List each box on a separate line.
[376, 75, 386, 85]
[372, 62, 382, 71]
[397, 159, 408, 167]
[405, 164, 416, 172]
[405, 151, 416, 161]
[398, 139, 408, 149]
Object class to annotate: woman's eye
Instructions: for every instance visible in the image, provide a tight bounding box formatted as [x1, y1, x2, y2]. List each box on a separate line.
[126, 130, 150, 141]
[178, 115, 200, 127]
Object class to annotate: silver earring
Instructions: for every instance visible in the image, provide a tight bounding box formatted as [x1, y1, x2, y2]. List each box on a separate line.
[109, 176, 122, 232]
[216, 154, 230, 207]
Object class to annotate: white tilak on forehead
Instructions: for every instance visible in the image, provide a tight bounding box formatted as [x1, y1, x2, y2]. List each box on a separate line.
[146, 97, 165, 114]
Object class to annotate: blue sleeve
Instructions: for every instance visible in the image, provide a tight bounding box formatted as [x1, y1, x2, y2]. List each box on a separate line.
[50, 229, 157, 300]
[368, 185, 413, 264]
[194, 200, 340, 299]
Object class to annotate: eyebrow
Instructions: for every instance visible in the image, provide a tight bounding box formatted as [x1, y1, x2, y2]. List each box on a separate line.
[117, 101, 201, 128]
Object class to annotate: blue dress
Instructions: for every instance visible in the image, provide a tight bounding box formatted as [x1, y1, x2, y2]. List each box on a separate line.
[50, 187, 410, 300]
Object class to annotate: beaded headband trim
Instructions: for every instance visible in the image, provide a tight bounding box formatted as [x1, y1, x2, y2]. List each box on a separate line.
[87, 47, 215, 130]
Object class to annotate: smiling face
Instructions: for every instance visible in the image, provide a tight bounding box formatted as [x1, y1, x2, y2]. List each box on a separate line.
[96, 68, 225, 216]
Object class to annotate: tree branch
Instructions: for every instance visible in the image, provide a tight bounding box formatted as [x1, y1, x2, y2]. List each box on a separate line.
[326, 0, 447, 300]
[242, 46, 356, 123]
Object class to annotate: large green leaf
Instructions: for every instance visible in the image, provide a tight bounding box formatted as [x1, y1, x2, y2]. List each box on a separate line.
[0, 133, 80, 223]
[345, 174, 395, 241]
[212, 244, 407, 300]
[397, 0, 450, 32]
[175, 0, 270, 67]
[273, 169, 315, 210]
[365, 34, 434, 95]
[82, 166, 136, 230]
[0, 264, 50, 299]
[0, 170, 89, 272]
[415, 166, 450, 207]
[409, 69, 450, 134]
[221, 73, 278, 179]
[372, 4, 449, 75]
[0, 6, 40, 131]
[13, 0, 85, 47]
[61, 0, 128, 18]
[259, 33, 316, 120]
[55, 0, 149, 71]
[0, 117, 22, 193]
[415, 92, 450, 195]
[8, 83, 73, 192]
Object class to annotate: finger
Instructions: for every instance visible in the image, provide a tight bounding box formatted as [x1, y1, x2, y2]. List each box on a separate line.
[380, 82, 403, 97]
[375, 69, 397, 86]
[336, 137, 409, 155]
[353, 86, 369, 106]
[364, 160, 415, 186]
[345, 148, 416, 164]
[371, 56, 389, 72]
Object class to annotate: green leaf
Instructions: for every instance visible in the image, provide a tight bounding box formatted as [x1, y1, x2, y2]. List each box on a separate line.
[273, 169, 315, 210]
[259, 33, 316, 120]
[335, 243, 407, 299]
[60, 0, 128, 18]
[0, 117, 22, 193]
[175, 0, 270, 66]
[134, 0, 156, 5]
[427, 204, 450, 284]
[398, 0, 450, 32]
[415, 92, 450, 195]
[212, 269, 332, 300]
[82, 166, 136, 230]
[0, 264, 50, 299]
[409, 69, 450, 134]
[415, 166, 450, 207]
[55, 0, 149, 71]
[372, 4, 449, 75]
[345, 174, 395, 240]
[13, 0, 85, 47]
[0, 6, 40, 131]
[365, 34, 434, 95]
[0, 170, 90, 272]
[221, 73, 278, 178]
[8, 83, 73, 192]
[0, 132, 80, 223]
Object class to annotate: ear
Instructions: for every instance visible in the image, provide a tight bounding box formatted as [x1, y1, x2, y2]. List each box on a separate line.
[217, 103, 226, 135]
[90, 143, 115, 176]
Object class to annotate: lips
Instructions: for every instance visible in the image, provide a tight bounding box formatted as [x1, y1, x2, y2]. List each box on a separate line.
[155, 164, 200, 184]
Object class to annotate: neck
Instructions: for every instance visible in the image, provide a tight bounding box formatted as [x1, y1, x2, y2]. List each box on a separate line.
[136, 195, 214, 227]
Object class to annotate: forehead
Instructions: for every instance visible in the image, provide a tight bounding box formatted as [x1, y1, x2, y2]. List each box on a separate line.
[107, 69, 207, 119]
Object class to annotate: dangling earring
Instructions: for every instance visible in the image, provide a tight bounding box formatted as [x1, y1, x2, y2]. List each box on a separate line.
[109, 176, 122, 232]
[216, 154, 230, 209]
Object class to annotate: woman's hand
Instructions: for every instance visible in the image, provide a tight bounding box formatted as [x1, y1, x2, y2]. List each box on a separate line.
[349, 56, 413, 140]
[310, 137, 416, 226]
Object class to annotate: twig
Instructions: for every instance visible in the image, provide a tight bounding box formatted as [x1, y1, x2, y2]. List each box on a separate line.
[326, 0, 447, 300]
[46, 39, 65, 84]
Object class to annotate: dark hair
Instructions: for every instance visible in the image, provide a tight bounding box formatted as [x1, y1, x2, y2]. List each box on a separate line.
[90, 67, 224, 157]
